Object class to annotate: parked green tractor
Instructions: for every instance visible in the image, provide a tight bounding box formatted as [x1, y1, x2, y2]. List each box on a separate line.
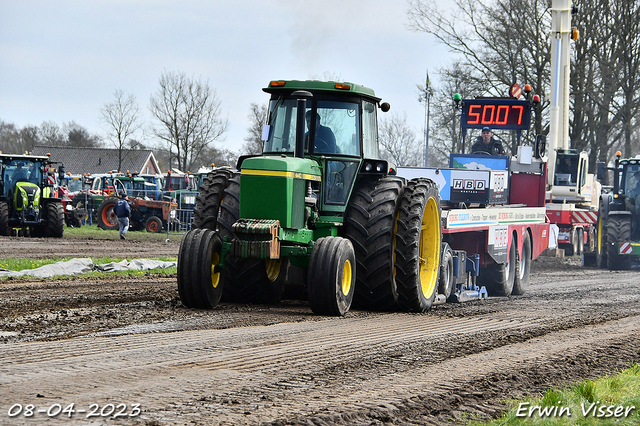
[178, 80, 442, 316]
[595, 153, 640, 269]
[0, 153, 64, 237]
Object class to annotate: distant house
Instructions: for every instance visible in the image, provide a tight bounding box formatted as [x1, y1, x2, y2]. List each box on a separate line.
[31, 146, 161, 176]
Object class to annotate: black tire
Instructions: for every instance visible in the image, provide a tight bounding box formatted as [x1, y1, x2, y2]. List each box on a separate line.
[192, 169, 234, 230]
[217, 174, 285, 304]
[0, 201, 9, 236]
[562, 228, 577, 256]
[394, 178, 442, 312]
[44, 202, 64, 238]
[606, 215, 632, 270]
[145, 215, 163, 233]
[96, 197, 120, 230]
[480, 234, 517, 297]
[596, 202, 608, 268]
[307, 237, 356, 316]
[177, 228, 224, 308]
[344, 176, 405, 311]
[576, 228, 584, 256]
[512, 232, 531, 295]
[438, 243, 455, 300]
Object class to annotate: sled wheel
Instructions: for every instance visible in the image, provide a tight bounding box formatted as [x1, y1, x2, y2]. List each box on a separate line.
[480, 234, 517, 297]
[394, 178, 442, 312]
[438, 243, 455, 300]
[177, 228, 223, 308]
[307, 237, 356, 316]
[512, 232, 531, 295]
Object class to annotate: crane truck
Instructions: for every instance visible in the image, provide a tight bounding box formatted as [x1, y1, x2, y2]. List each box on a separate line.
[544, 0, 601, 260]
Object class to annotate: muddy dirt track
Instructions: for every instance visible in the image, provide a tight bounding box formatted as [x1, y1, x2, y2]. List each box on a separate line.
[1, 236, 640, 425]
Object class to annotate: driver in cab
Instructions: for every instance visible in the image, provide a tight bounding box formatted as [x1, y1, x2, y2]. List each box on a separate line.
[305, 111, 338, 154]
[471, 126, 506, 155]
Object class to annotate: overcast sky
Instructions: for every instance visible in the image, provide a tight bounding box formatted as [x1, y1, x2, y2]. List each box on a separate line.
[0, 0, 453, 155]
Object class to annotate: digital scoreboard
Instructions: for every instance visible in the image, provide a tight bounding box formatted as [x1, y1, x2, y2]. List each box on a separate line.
[461, 98, 531, 131]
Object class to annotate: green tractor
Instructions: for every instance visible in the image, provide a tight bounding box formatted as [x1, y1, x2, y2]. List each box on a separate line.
[595, 153, 640, 269]
[178, 80, 443, 316]
[0, 153, 65, 237]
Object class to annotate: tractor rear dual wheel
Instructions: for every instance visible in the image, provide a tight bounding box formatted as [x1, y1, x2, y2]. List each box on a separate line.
[344, 176, 405, 311]
[596, 202, 608, 268]
[394, 178, 442, 312]
[606, 215, 632, 270]
[192, 169, 235, 230]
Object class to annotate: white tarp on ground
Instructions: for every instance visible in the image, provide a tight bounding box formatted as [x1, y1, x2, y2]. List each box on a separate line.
[0, 258, 176, 278]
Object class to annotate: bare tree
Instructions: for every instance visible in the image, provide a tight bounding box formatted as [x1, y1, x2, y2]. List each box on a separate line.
[379, 112, 423, 167]
[242, 102, 268, 155]
[149, 71, 229, 171]
[39, 121, 66, 146]
[100, 89, 144, 172]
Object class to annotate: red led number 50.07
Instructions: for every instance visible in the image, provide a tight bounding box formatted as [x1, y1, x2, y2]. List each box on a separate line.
[466, 104, 523, 126]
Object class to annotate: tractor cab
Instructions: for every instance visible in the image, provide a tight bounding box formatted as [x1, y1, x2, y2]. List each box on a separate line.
[250, 80, 390, 221]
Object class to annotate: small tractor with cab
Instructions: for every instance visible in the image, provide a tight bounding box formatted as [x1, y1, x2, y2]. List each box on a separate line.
[0, 153, 65, 237]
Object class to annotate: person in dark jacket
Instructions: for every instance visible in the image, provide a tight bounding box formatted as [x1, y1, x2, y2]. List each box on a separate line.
[471, 127, 506, 155]
[305, 111, 338, 154]
[114, 191, 131, 240]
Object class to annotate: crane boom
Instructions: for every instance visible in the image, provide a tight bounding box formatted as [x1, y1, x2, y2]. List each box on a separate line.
[547, 0, 573, 187]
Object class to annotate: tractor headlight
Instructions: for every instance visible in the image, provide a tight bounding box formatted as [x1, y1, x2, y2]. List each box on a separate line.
[170, 209, 177, 219]
[365, 163, 373, 172]
[376, 162, 384, 172]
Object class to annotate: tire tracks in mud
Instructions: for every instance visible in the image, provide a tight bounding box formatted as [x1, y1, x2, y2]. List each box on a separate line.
[2, 310, 640, 425]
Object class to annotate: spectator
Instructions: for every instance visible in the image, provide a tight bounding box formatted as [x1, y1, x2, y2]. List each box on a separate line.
[114, 191, 131, 240]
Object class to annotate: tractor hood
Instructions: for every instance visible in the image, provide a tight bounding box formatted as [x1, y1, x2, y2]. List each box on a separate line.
[240, 156, 321, 229]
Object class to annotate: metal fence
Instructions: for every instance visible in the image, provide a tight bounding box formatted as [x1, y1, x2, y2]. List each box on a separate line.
[166, 208, 194, 240]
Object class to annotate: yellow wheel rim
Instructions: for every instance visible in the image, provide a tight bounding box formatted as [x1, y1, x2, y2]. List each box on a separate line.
[210, 252, 221, 288]
[342, 259, 352, 296]
[597, 218, 602, 254]
[265, 259, 282, 282]
[419, 197, 440, 298]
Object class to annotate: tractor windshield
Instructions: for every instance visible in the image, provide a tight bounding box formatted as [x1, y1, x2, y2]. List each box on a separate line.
[263, 98, 361, 157]
[2, 159, 43, 197]
[623, 164, 640, 198]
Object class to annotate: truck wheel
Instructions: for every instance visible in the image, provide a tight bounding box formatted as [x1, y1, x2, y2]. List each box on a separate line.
[217, 174, 285, 304]
[145, 216, 163, 233]
[576, 228, 584, 256]
[596, 203, 608, 268]
[480, 235, 517, 297]
[96, 197, 120, 230]
[512, 232, 531, 295]
[177, 228, 224, 308]
[307, 237, 355, 316]
[44, 202, 64, 238]
[344, 176, 405, 311]
[193, 169, 234, 230]
[439, 243, 455, 300]
[0, 201, 9, 236]
[606, 215, 632, 270]
[394, 178, 441, 312]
